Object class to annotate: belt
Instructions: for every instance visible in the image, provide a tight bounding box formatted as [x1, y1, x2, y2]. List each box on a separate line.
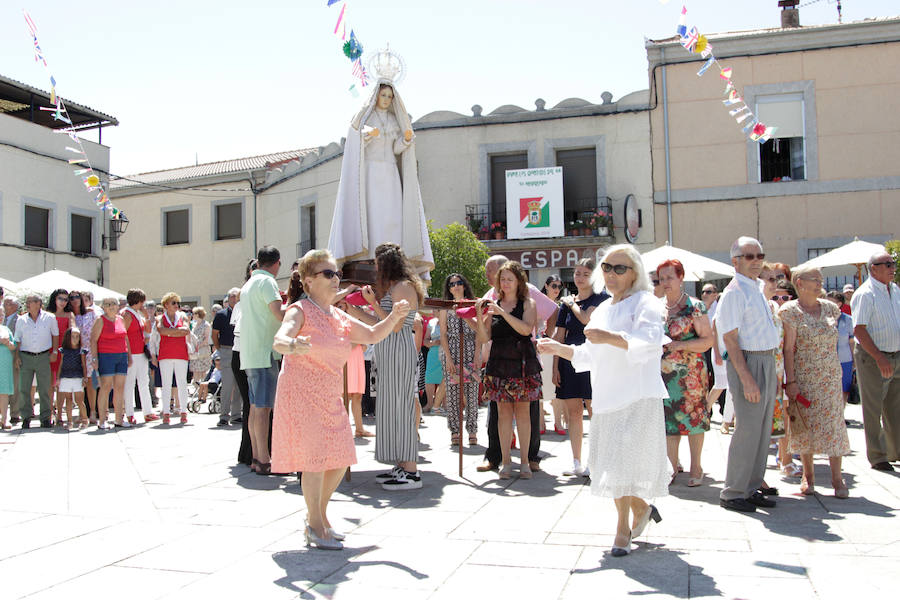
[742, 348, 775, 356]
[20, 349, 50, 356]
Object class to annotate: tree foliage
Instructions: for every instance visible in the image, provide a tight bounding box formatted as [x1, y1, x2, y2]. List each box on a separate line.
[426, 221, 490, 298]
[886, 240, 900, 284]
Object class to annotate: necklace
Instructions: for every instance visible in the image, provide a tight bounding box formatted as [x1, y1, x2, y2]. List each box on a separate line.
[666, 291, 686, 310]
[798, 298, 820, 315]
[307, 296, 331, 315]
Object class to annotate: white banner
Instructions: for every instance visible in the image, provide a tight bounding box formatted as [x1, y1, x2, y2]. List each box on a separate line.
[505, 167, 564, 240]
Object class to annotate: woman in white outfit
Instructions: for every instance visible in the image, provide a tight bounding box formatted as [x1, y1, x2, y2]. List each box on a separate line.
[121, 289, 158, 423]
[538, 244, 671, 557]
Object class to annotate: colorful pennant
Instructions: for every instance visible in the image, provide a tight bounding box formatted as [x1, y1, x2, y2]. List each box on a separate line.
[23, 10, 122, 220]
[674, 5, 774, 144]
[328, 1, 370, 91]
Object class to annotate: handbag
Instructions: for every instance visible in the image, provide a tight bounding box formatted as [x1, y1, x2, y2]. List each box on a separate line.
[187, 331, 200, 361]
[847, 370, 860, 405]
[786, 394, 810, 435]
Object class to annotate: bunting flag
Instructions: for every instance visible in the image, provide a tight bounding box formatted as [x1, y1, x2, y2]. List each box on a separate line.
[328, 1, 369, 92]
[23, 10, 122, 219]
[674, 5, 773, 144]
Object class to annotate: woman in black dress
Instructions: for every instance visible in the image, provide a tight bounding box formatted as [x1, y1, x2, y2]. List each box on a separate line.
[553, 258, 608, 477]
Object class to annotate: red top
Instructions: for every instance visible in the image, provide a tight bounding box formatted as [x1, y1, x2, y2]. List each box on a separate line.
[158, 313, 189, 360]
[125, 309, 145, 355]
[841, 304, 851, 315]
[55, 315, 71, 348]
[97, 315, 128, 354]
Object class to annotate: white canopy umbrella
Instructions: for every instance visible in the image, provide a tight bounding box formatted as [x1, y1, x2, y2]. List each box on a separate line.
[0, 277, 19, 296]
[16, 270, 126, 301]
[794, 237, 886, 282]
[641, 244, 735, 282]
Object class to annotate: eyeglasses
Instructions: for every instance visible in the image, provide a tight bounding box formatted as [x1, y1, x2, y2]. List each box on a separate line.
[775, 273, 787, 280]
[872, 260, 897, 269]
[651, 279, 660, 286]
[57, 297, 69, 302]
[448, 280, 465, 288]
[771, 295, 792, 301]
[737, 253, 766, 261]
[701, 290, 717, 295]
[549, 283, 561, 289]
[69, 295, 81, 300]
[314, 269, 343, 280]
[600, 262, 633, 275]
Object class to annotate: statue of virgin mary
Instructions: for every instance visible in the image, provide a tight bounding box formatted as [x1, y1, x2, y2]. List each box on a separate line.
[327, 50, 434, 277]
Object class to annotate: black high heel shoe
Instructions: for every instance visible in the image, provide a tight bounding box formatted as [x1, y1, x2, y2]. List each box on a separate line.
[632, 504, 662, 539]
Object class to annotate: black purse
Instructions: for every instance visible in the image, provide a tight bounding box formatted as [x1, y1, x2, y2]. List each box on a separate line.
[847, 370, 860, 405]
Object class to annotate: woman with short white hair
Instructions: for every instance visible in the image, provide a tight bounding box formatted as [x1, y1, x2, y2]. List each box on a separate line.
[538, 244, 670, 557]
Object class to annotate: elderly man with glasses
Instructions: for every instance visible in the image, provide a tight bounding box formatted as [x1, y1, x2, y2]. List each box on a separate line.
[715, 236, 780, 513]
[14, 295, 59, 428]
[850, 250, 900, 472]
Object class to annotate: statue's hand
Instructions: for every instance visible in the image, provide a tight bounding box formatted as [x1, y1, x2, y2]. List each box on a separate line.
[368, 127, 380, 138]
[404, 129, 413, 142]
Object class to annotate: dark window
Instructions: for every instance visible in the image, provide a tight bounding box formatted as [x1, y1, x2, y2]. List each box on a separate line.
[556, 148, 598, 223]
[215, 202, 242, 240]
[760, 137, 805, 182]
[71, 214, 93, 254]
[24, 205, 50, 248]
[164, 209, 189, 245]
[299, 204, 316, 255]
[490, 153, 527, 226]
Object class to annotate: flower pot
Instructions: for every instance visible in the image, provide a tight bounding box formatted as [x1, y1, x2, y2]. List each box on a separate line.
[493, 231, 504, 240]
[597, 226, 609, 237]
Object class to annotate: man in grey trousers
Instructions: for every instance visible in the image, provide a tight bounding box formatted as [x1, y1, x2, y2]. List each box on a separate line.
[715, 237, 780, 513]
[213, 288, 240, 426]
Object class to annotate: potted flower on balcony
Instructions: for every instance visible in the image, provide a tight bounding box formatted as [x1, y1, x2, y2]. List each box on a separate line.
[566, 221, 578, 236]
[466, 214, 484, 236]
[573, 219, 587, 236]
[478, 225, 490, 240]
[490, 221, 506, 239]
[586, 210, 613, 237]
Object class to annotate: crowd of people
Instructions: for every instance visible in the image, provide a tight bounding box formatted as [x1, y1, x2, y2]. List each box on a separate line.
[1, 236, 898, 556]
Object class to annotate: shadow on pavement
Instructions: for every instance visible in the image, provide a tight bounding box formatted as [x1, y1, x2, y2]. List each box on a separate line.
[572, 545, 718, 598]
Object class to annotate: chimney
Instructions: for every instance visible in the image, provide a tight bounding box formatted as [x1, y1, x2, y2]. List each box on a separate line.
[779, 0, 800, 28]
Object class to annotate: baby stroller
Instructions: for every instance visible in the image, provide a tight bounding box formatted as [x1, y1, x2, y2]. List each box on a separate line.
[187, 360, 222, 414]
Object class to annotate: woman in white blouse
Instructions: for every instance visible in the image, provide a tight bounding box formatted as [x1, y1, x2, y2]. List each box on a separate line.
[538, 244, 671, 557]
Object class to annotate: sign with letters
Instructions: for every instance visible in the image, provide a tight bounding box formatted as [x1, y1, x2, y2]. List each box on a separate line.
[499, 246, 606, 270]
[505, 167, 564, 240]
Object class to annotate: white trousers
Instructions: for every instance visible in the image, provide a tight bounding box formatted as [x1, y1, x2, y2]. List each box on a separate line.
[125, 353, 152, 418]
[159, 359, 189, 415]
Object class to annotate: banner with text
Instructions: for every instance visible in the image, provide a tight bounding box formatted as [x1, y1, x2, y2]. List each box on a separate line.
[505, 167, 564, 240]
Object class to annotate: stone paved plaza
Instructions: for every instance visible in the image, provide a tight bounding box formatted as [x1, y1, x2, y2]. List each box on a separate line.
[0, 402, 897, 599]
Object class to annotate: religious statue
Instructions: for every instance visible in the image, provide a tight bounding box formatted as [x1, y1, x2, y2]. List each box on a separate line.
[327, 48, 434, 279]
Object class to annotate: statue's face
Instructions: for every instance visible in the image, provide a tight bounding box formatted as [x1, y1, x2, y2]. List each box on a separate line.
[377, 86, 394, 110]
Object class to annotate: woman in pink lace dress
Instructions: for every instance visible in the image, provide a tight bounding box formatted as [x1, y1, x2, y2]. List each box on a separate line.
[271, 249, 410, 551]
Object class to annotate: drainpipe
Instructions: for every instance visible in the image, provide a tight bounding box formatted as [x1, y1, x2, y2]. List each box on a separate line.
[661, 47, 673, 245]
[247, 171, 259, 254]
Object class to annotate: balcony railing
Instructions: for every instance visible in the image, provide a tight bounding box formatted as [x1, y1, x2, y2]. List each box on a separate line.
[466, 196, 613, 240]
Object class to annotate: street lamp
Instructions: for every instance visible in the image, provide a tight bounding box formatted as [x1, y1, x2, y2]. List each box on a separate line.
[102, 212, 129, 249]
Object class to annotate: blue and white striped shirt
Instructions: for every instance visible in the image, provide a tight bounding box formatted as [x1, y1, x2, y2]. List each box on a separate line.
[715, 273, 779, 352]
[851, 277, 900, 353]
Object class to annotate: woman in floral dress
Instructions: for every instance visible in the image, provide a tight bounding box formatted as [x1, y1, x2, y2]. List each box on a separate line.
[780, 266, 851, 498]
[658, 260, 713, 486]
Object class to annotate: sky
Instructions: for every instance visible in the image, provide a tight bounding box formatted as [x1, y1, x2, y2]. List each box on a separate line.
[2, 0, 897, 177]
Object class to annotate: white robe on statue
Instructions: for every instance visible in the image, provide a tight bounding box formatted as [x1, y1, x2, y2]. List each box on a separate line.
[327, 80, 434, 277]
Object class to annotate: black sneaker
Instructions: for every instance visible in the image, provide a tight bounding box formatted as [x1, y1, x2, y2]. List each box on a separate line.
[382, 470, 422, 491]
[375, 466, 403, 481]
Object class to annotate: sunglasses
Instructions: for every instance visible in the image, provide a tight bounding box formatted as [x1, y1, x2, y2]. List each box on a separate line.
[872, 260, 897, 268]
[448, 280, 465, 288]
[701, 290, 717, 295]
[771, 295, 792, 301]
[737, 253, 766, 261]
[69, 295, 81, 300]
[549, 283, 561, 289]
[314, 269, 342, 280]
[775, 273, 787, 280]
[600, 262, 633, 275]
[651, 279, 660, 286]
[57, 297, 69, 302]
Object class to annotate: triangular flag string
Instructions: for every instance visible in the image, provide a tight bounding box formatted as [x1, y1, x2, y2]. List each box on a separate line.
[22, 10, 124, 219]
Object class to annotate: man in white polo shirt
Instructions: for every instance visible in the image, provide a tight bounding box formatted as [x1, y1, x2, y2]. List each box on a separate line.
[851, 250, 900, 472]
[715, 237, 780, 513]
[14, 294, 59, 429]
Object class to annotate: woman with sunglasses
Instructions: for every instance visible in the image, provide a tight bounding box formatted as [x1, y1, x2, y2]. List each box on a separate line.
[354, 243, 424, 490]
[271, 249, 410, 549]
[657, 259, 713, 486]
[779, 266, 851, 498]
[554, 258, 609, 477]
[475, 260, 541, 479]
[90, 296, 132, 429]
[538, 245, 669, 557]
[540, 275, 565, 435]
[438, 273, 481, 446]
[154, 292, 191, 425]
[47, 289, 75, 425]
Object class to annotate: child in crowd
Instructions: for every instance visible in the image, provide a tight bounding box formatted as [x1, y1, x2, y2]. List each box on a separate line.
[57, 328, 89, 429]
